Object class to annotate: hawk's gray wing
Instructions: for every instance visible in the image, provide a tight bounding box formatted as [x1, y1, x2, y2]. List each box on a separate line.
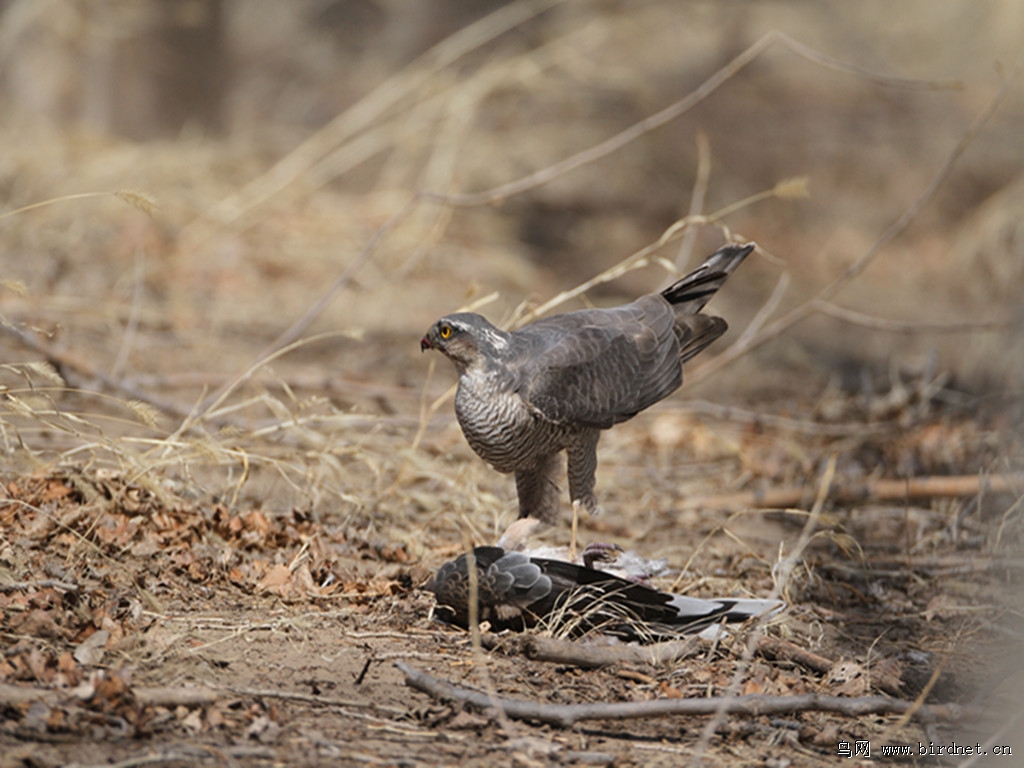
[512, 295, 714, 429]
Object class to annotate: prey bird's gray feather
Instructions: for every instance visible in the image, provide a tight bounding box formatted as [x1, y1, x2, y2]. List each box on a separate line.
[421, 243, 754, 523]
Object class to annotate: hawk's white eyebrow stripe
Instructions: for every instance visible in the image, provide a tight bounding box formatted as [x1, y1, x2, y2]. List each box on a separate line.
[479, 327, 509, 350]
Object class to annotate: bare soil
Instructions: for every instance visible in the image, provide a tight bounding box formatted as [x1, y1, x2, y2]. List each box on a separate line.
[1, 368, 1021, 766]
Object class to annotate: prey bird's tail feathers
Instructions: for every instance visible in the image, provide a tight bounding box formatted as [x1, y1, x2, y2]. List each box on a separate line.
[661, 242, 755, 316]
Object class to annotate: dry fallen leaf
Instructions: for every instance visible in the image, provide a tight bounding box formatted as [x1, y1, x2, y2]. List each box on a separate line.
[74, 629, 111, 666]
[256, 564, 291, 593]
[658, 681, 684, 699]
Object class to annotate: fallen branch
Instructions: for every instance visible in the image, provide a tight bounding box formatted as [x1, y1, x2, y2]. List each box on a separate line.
[0, 684, 61, 707]
[481, 633, 705, 669]
[395, 661, 969, 728]
[755, 637, 833, 675]
[681, 473, 1024, 511]
[0, 683, 401, 714]
[0, 579, 80, 594]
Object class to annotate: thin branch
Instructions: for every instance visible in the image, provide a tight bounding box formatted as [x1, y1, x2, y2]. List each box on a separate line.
[0, 579, 80, 594]
[435, 31, 958, 208]
[677, 400, 892, 436]
[811, 299, 1010, 334]
[733, 270, 790, 349]
[675, 131, 711, 270]
[774, 32, 962, 90]
[510, 203, 739, 327]
[0, 190, 155, 223]
[110, 246, 146, 379]
[189, 195, 420, 428]
[395, 661, 970, 728]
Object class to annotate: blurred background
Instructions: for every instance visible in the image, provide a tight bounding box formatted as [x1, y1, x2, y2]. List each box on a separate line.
[0, 0, 1022, 507]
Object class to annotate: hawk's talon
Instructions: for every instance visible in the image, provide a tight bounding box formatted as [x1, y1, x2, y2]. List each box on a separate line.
[581, 541, 624, 569]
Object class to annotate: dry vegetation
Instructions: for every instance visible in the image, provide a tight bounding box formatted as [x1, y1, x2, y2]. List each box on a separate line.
[1, 1, 1023, 766]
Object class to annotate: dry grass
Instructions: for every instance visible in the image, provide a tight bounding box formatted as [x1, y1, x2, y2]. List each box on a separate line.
[1, 2, 1023, 764]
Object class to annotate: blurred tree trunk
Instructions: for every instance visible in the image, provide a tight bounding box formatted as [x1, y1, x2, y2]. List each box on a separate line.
[1, 0, 226, 139]
[150, 0, 226, 137]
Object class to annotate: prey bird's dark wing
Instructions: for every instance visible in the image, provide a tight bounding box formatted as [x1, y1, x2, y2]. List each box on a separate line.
[429, 547, 553, 631]
[430, 546, 781, 641]
[525, 555, 770, 639]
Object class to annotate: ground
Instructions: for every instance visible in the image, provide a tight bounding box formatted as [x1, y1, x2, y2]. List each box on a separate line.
[1, 344, 1021, 766]
[1, 3, 1024, 766]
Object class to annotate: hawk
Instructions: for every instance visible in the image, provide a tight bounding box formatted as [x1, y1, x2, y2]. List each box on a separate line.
[421, 242, 754, 523]
[428, 545, 780, 641]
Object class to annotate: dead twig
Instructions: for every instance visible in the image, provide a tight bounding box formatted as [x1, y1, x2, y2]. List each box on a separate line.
[0, 190, 155, 224]
[681, 473, 1024, 511]
[436, 31, 958, 208]
[0, 321, 192, 421]
[0, 579, 80, 594]
[0, 682, 404, 715]
[394, 661, 970, 728]
[481, 633, 704, 669]
[185, 0, 564, 232]
[679, 400, 893, 436]
[810, 300, 1011, 334]
[756, 637, 833, 675]
[675, 131, 711, 270]
[190, 195, 421, 428]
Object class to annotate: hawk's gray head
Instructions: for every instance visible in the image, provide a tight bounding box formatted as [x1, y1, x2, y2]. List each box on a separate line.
[421, 312, 510, 371]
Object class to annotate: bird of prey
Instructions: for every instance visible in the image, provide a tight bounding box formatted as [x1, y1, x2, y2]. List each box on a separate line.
[428, 545, 780, 642]
[421, 242, 754, 523]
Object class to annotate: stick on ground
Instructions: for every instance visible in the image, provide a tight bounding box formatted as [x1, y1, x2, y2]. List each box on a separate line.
[480, 633, 705, 669]
[681, 473, 1024, 511]
[394, 662, 969, 729]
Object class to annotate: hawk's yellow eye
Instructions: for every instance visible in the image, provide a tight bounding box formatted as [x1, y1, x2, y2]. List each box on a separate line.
[440, 325, 452, 339]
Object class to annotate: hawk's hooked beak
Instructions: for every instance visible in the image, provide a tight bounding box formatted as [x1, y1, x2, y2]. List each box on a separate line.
[420, 335, 433, 352]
